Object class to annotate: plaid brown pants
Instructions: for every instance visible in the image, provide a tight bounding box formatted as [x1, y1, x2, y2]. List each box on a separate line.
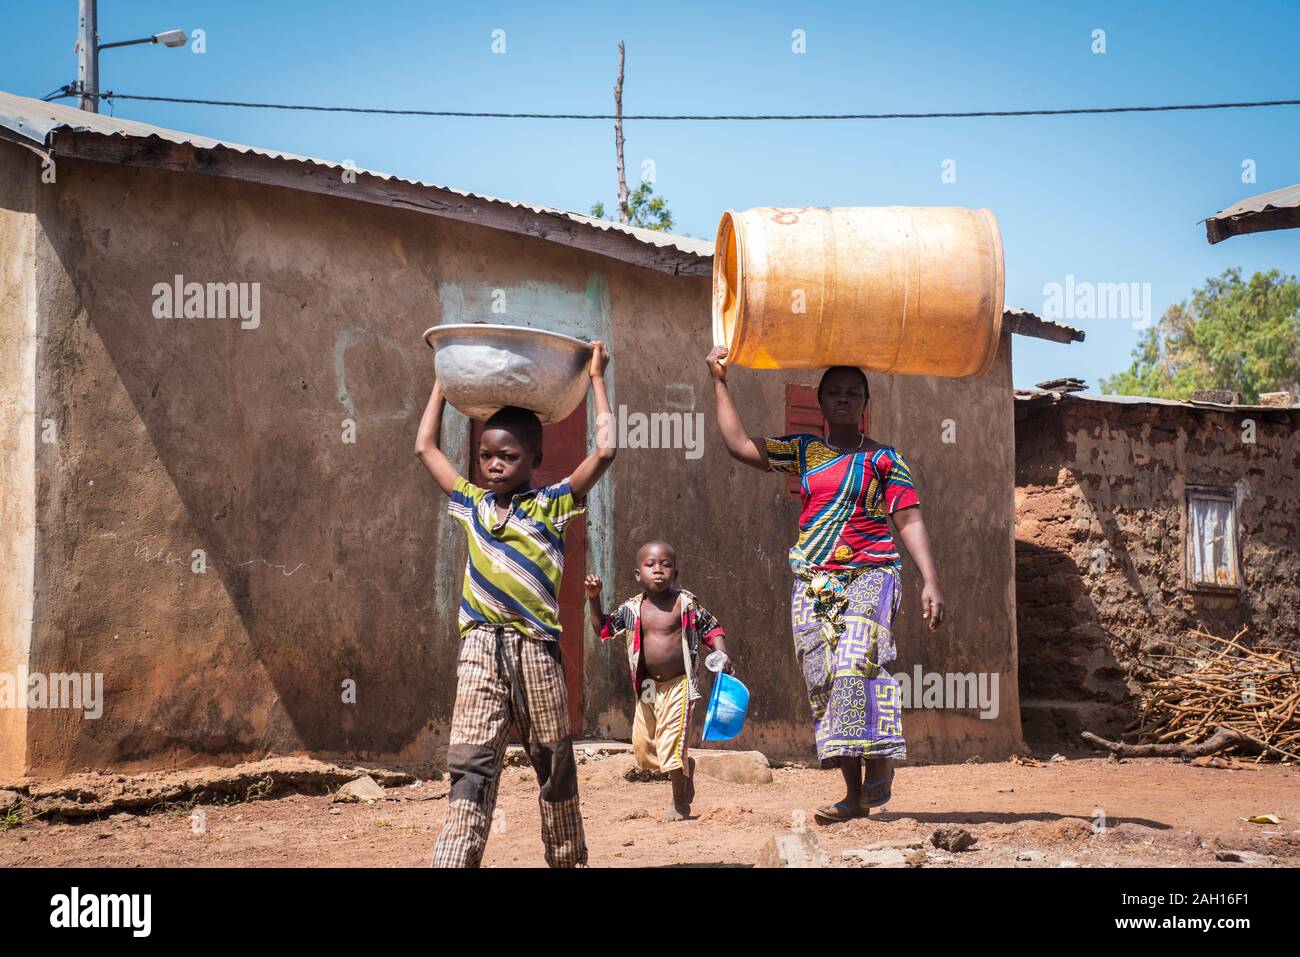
[432, 624, 587, 868]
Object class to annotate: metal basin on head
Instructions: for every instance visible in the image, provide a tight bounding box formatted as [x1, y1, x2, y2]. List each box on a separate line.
[423, 323, 593, 424]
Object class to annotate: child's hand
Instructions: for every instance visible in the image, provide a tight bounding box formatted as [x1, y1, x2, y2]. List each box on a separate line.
[722, 657, 736, 676]
[589, 340, 610, 379]
[705, 345, 729, 382]
[584, 574, 603, 598]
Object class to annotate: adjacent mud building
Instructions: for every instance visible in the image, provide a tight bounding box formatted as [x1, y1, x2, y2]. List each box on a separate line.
[1, 90, 1077, 778]
[1015, 388, 1300, 746]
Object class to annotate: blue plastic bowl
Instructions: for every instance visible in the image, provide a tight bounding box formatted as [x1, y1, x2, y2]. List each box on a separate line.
[702, 672, 750, 742]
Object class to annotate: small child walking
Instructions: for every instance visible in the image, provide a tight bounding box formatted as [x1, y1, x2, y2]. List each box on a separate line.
[585, 540, 733, 820]
[414, 341, 615, 868]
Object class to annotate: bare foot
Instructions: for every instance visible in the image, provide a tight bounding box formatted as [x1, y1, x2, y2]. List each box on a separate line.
[664, 802, 691, 822]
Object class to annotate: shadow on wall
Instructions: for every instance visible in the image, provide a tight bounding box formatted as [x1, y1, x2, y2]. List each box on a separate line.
[1014, 539, 1133, 753]
[37, 183, 459, 767]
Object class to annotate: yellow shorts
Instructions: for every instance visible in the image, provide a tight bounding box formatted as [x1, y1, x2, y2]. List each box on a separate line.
[632, 675, 692, 775]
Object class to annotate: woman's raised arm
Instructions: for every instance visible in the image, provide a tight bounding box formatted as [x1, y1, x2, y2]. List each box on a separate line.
[706, 345, 769, 471]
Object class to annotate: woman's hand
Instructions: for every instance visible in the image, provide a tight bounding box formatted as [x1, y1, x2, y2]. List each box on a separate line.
[920, 580, 944, 631]
[705, 345, 729, 382]
[589, 340, 610, 380]
[584, 575, 602, 598]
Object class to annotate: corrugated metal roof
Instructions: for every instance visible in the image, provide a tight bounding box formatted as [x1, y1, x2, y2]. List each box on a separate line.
[1204, 182, 1300, 244]
[1001, 307, 1085, 343]
[0, 89, 1083, 349]
[1015, 389, 1298, 412]
[0, 89, 712, 265]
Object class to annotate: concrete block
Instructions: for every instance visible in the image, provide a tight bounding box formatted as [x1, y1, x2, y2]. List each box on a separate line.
[693, 750, 773, 785]
[843, 847, 908, 867]
[757, 831, 831, 868]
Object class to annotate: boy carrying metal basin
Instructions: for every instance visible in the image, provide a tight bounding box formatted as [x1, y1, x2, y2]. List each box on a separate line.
[414, 341, 616, 867]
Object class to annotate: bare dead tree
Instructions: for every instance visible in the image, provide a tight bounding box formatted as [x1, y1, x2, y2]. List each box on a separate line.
[614, 41, 629, 224]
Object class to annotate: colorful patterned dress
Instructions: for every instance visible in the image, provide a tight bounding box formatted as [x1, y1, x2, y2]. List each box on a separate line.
[764, 434, 919, 764]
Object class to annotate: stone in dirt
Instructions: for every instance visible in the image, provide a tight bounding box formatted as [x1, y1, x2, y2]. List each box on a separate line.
[861, 838, 925, 851]
[930, 825, 977, 852]
[757, 831, 831, 868]
[693, 750, 773, 785]
[1103, 822, 1204, 850]
[1016, 850, 1045, 862]
[1215, 849, 1273, 865]
[0, 789, 20, 812]
[333, 776, 386, 803]
[623, 767, 669, 783]
[843, 847, 908, 867]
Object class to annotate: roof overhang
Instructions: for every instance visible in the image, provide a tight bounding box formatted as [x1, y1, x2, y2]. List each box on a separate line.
[1204, 182, 1300, 244]
[0, 89, 712, 276]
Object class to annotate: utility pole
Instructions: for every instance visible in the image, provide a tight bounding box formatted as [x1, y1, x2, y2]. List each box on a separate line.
[614, 41, 629, 224]
[76, 0, 99, 112]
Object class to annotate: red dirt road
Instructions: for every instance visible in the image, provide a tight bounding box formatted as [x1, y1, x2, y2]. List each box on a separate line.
[3, 755, 1297, 868]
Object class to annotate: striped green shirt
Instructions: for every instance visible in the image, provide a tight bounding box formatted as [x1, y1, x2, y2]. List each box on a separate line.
[447, 475, 586, 641]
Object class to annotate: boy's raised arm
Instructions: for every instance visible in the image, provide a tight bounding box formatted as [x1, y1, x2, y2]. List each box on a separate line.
[584, 575, 607, 638]
[705, 346, 769, 471]
[566, 340, 617, 499]
[414, 380, 462, 497]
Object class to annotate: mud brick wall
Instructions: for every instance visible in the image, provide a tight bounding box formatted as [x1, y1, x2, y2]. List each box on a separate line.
[1014, 396, 1300, 747]
[2, 135, 1023, 776]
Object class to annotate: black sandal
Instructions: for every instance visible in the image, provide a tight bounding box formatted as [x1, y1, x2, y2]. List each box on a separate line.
[814, 800, 864, 823]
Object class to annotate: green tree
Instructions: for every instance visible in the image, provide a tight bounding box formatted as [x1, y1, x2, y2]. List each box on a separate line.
[589, 182, 674, 232]
[1099, 268, 1300, 403]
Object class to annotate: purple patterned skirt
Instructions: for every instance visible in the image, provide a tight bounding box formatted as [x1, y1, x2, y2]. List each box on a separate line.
[790, 564, 906, 765]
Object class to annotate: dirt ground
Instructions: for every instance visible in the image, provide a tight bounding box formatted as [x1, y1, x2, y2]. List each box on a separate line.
[3, 753, 1297, 868]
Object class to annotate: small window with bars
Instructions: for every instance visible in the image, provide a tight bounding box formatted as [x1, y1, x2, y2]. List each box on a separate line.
[1185, 487, 1241, 591]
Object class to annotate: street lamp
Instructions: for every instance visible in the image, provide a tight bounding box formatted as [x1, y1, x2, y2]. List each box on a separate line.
[74, 0, 188, 112]
[99, 29, 189, 52]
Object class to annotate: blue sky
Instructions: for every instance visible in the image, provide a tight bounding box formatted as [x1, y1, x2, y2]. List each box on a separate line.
[3, 0, 1297, 389]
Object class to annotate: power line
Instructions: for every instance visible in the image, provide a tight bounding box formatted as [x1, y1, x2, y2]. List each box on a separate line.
[41, 88, 1300, 121]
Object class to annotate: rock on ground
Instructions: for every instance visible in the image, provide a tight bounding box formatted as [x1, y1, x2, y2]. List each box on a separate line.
[843, 847, 908, 867]
[333, 776, 387, 803]
[693, 750, 773, 785]
[931, 824, 977, 852]
[757, 831, 831, 868]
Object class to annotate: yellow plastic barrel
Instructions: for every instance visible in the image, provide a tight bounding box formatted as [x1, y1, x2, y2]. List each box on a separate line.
[712, 207, 1005, 377]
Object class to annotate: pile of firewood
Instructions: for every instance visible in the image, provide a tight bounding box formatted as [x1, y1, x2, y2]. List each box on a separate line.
[1082, 628, 1300, 762]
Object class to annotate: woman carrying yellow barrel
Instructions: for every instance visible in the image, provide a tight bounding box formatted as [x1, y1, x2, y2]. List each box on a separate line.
[705, 346, 944, 823]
